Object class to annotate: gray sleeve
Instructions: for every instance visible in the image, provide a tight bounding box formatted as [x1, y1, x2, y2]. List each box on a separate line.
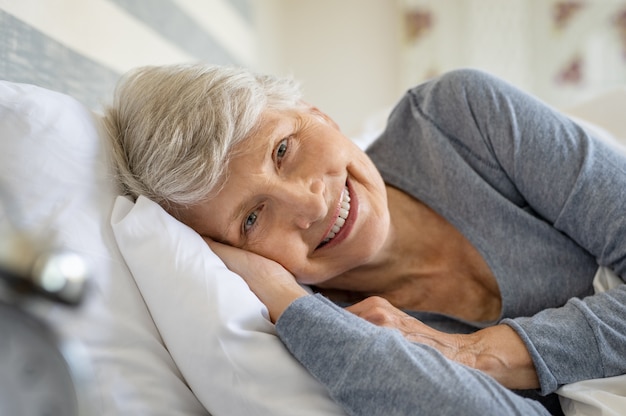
[502, 286, 626, 394]
[411, 69, 626, 394]
[276, 294, 549, 416]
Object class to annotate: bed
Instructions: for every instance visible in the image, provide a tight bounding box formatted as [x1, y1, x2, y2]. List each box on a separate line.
[1, 4, 625, 416]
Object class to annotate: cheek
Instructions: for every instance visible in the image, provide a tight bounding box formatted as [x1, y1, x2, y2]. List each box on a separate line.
[245, 237, 308, 275]
[359, 156, 386, 189]
[253, 242, 335, 284]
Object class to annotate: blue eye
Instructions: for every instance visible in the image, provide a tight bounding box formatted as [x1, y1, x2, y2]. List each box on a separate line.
[243, 210, 258, 233]
[275, 138, 289, 163]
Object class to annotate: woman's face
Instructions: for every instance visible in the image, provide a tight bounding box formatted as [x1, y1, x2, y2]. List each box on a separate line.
[183, 106, 390, 285]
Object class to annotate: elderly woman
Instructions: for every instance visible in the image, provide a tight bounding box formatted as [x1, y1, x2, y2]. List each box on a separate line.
[104, 65, 626, 416]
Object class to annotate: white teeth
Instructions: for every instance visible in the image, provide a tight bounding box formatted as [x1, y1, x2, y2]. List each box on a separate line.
[321, 186, 351, 245]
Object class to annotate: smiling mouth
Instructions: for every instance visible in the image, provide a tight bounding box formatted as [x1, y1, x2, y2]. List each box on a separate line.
[317, 186, 351, 248]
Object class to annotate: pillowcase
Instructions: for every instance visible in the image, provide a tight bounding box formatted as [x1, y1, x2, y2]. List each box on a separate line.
[0, 81, 207, 415]
[111, 195, 347, 416]
[558, 374, 626, 416]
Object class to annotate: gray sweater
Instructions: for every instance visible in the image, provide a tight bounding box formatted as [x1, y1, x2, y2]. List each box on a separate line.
[275, 69, 626, 415]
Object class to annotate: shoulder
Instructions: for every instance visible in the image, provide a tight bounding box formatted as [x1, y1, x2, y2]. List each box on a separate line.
[407, 68, 516, 112]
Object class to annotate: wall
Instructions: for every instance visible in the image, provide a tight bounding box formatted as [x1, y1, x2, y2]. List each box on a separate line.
[253, 0, 404, 137]
[4, 0, 624, 128]
[399, 0, 626, 109]
[255, 0, 626, 136]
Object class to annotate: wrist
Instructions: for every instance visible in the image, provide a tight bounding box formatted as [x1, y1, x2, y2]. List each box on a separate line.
[266, 284, 308, 323]
[470, 325, 539, 390]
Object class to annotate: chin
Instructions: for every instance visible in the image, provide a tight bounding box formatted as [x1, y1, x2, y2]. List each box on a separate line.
[298, 239, 388, 287]
[295, 206, 390, 287]
[292, 262, 349, 286]
[353, 210, 390, 261]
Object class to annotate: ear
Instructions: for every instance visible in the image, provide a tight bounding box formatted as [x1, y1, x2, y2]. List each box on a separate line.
[301, 101, 341, 131]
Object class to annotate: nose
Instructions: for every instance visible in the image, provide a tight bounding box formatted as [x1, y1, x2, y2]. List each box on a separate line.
[278, 177, 327, 230]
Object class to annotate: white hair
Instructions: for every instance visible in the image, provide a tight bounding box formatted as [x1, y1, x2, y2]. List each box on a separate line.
[102, 63, 303, 211]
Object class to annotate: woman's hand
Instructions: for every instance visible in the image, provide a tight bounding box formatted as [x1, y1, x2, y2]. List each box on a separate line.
[206, 239, 308, 323]
[347, 296, 539, 390]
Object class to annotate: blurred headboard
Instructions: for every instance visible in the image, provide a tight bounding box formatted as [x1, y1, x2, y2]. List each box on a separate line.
[0, 0, 254, 109]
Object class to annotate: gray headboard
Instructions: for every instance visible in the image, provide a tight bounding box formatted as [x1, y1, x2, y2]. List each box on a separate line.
[0, 0, 250, 110]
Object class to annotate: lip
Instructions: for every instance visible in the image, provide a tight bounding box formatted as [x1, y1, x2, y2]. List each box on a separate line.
[316, 178, 358, 251]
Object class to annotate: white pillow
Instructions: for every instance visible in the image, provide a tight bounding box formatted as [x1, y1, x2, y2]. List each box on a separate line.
[111, 195, 347, 416]
[0, 81, 207, 415]
[558, 375, 626, 416]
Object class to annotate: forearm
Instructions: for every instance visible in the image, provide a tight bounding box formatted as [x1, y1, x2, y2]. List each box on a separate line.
[276, 295, 550, 416]
[347, 296, 540, 390]
[502, 284, 626, 395]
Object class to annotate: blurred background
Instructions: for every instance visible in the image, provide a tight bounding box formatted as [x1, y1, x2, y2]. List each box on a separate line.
[2, 0, 626, 137]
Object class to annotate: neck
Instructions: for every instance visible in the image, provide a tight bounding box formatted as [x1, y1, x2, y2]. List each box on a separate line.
[317, 185, 448, 295]
[316, 185, 501, 321]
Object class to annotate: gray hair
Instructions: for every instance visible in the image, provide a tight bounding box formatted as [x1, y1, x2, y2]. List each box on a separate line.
[102, 63, 302, 210]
